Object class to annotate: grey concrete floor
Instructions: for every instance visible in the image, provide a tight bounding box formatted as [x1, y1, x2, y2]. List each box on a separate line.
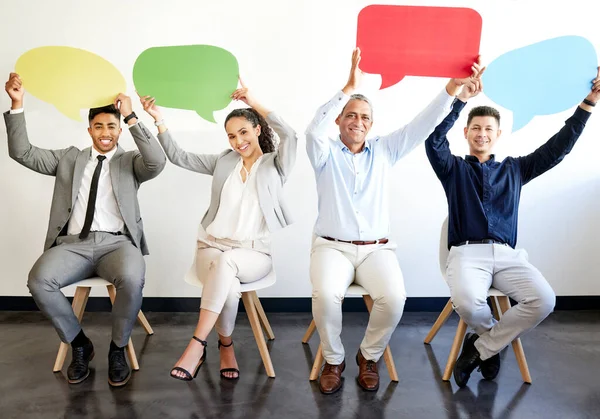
[0, 310, 598, 419]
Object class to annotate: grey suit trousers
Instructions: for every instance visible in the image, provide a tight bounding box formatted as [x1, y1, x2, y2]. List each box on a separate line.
[27, 232, 145, 347]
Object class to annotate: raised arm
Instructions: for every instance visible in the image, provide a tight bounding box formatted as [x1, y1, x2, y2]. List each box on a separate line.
[381, 59, 485, 164]
[517, 67, 599, 184]
[113, 93, 166, 183]
[230, 81, 298, 180]
[425, 75, 484, 180]
[4, 73, 71, 176]
[139, 93, 220, 175]
[305, 48, 364, 169]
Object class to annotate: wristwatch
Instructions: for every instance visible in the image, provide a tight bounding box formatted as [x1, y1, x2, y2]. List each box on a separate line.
[123, 112, 137, 123]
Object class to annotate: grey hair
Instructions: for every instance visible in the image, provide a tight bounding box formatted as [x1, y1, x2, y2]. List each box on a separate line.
[341, 94, 374, 119]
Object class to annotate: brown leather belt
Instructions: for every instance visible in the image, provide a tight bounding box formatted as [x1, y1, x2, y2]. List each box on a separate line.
[322, 236, 389, 245]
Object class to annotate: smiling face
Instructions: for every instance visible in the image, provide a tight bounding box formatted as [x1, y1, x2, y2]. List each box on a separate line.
[464, 116, 501, 160]
[225, 116, 262, 159]
[87, 112, 121, 154]
[335, 98, 373, 151]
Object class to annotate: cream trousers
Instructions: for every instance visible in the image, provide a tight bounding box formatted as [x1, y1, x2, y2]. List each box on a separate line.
[196, 236, 271, 336]
[310, 237, 407, 364]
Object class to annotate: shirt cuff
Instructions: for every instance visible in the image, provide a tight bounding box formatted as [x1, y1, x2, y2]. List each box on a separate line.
[9, 108, 24, 114]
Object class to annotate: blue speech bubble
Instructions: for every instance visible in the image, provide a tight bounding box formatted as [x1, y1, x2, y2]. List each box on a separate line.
[483, 36, 597, 132]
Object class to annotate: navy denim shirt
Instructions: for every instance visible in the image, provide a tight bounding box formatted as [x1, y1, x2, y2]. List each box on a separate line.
[425, 99, 590, 249]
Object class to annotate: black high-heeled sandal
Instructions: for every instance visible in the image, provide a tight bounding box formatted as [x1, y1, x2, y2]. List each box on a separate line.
[218, 340, 240, 380]
[170, 336, 207, 381]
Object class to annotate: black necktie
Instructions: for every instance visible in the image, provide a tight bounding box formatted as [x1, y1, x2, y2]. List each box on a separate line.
[79, 155, 107, 239]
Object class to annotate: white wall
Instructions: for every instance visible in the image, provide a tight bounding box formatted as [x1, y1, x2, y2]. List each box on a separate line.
[1, 0, 599, 298]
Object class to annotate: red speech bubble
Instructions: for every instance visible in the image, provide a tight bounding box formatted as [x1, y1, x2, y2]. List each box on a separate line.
[357, 5, 482, 89]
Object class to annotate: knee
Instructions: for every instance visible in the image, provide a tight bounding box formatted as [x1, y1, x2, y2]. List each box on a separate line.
[27, 267, 56, 294]
[451, 289, 487, 321]
[311, 286, 344, 307]
[113, 273, 145, 293]
[372, 289, 406, 316]
[530, 287, 556, 322]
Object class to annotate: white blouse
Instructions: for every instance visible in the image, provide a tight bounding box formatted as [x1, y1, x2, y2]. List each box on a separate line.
[205, 156, 269, 241]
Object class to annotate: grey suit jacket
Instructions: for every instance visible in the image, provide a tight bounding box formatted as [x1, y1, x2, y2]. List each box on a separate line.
[4, 112, 167, 255]
[157, 112, 297, 232]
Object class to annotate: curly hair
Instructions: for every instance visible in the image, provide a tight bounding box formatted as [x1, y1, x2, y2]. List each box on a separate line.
[224, 108, 276, 153]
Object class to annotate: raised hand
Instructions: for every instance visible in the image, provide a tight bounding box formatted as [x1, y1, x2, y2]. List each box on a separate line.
[113, 93, 133, 118]
[231, 77, 270, 117]
[343, 47, 363, 95]
[585, 66, 600, 105]
[5, 73, 24, 108]
[231, 77, 259, 108]
[452, 56, 486, 88]
[457, 66, 485, 102]
[138, 93, 163, 122]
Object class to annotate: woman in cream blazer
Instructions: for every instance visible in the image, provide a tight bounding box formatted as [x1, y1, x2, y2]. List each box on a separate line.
[139, 84, 297, 381]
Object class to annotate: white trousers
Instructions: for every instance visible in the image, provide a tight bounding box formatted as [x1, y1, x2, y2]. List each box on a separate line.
[310, 237, 407, 364]
[195, 237, 271, 337]
[446, 244, 555, 360]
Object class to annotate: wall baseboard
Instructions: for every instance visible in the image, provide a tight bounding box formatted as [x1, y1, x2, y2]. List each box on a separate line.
[0, 296, 598, 312]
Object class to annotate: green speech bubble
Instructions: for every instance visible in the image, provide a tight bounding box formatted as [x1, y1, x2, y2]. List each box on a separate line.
[133, 45, 239, 123]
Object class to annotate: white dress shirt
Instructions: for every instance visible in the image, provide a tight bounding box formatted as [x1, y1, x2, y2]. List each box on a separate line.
[305, 89, 455, 241]
[67, 147, 125, 235]
[206, 156, 269, 241]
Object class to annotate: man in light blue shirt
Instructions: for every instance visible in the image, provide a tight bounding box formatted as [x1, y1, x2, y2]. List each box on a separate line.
[306, 48, 478, 394]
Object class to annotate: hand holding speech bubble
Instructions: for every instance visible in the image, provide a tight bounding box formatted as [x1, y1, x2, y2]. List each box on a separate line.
[357, 5, 482, 89]
[482, 36, 598, 132]
[133, 45, 239, 123]
[15, 46, 126, 121]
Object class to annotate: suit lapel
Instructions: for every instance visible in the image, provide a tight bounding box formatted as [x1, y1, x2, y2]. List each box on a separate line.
[109, 146, 125, 201]
[71, 148, 90, 205]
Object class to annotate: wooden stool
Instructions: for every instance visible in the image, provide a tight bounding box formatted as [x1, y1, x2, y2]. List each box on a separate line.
[186, 267, 277, 378]
[424, 288, 532, 383]
[53, 277, 154, 373]
[302, 284, 399, 382]
[430, 217, 532, 383]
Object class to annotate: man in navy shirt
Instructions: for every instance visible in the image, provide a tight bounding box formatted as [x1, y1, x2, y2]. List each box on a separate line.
[425, 67, 600, 387]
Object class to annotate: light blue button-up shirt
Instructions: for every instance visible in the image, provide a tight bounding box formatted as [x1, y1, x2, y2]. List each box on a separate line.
[305, 89, 455, 241]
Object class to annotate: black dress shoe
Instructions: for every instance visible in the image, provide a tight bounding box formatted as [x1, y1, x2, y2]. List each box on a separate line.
[453, 333, 481, 388]
[67, 340, 94, 384]
[108, 347, 131, 387]
[479, 353, 501, 380]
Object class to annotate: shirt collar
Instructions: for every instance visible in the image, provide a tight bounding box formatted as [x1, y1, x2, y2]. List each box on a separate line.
[337, 136, 372, 153]
[465, 154, 496, 164]
[91, 146, 118, 162]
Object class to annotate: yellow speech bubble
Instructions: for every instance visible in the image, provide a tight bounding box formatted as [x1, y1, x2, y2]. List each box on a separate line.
[15, 46, 126, 121]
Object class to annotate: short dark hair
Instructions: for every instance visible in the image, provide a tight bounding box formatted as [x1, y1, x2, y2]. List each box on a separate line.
[88, 104, 121, 123]
[467, 106, 500, 127]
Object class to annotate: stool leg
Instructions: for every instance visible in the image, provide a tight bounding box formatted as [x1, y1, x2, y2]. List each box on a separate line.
[252, 292, 275, 341]
[497, 296, 532, 384]
[490, 296, 501, 321]
[302, 319, 317, 344]
[424, 299, 454, 344]
[53, 286, 91, 372]
[442, 318, 468, 381]
[363, 295, 399, 381]
[309, 342, 324, 381]
[137, 311, 154, 335]
[242, 292, 275, 378]
[107, 285, 140, 371]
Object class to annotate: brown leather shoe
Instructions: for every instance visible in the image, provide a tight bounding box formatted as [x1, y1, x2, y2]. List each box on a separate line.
[318, 360, 346, 394]
[356, 349, 379, 391]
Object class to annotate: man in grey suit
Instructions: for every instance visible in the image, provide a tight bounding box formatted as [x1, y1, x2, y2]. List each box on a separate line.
[4, 72, 166, 386]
